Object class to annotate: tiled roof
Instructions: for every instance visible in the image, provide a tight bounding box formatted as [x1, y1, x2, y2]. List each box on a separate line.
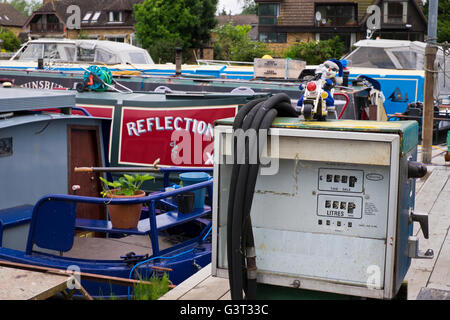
[33, 0, 143, 27]
[216, 14, 258, 27]
[0, 3, 27, 27]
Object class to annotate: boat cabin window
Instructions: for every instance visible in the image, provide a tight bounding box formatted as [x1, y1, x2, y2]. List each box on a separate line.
[387, 49, 423, 70]
[345, 47, 396, 69]
[16, 43, 77, 62]
[77, 46, 95, 62]
[18, 43, 43, 60]
[43, 43, 61, 60]
[128, 52, 149, 64]
[95, 49, 120, 64]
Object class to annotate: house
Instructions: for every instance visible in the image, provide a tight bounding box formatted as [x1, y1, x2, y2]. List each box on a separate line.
[0, 2, 27, 36]
[255, 0, 427, 53]
[24, 0, 143, 44]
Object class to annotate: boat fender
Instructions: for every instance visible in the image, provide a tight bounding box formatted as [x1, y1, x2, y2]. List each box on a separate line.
[231, 87, 255, 95]
[154, 86, 173, 93]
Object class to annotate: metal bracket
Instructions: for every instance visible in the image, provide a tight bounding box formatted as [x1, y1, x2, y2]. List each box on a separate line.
[409, 210, 430, 239]
[408, 236, 434, 259]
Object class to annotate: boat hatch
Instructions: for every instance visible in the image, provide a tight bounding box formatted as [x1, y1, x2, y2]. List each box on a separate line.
[0, 88, 75, 113]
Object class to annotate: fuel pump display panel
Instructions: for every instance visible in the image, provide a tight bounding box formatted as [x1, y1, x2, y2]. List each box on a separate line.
[217, 159, 391, 287]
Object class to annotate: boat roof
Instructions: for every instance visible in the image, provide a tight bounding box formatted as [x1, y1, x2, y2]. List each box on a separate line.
[354, 39, 417, 48]
[353, 39, 441, 53]
[0, 88, 76, 113]
[25, 38, 76, 44]
[75, 90, 270, 107]
[12, 39, 154, 65]
[21, 39, 145, 52]
[76, 40, 145, 52]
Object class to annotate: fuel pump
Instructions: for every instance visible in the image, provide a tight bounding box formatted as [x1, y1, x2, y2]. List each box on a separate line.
[212, 93, 432, 300]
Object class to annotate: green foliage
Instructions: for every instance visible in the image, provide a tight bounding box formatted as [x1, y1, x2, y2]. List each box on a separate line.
[134, 0, 218, 62]
[147, 38, 187, 64]
[213, 22, 271, 61]
[218, 7, 230, 16]
[77, 30, 89, 40]
[132, 273, 171, 300]
[100, 174, 154, 197]
[0, 27, 21, 52]
[5, 0, 41, 17]
[284, 37, 345, 65]
[423, 0, 450, 43]
[240, 0, 258, 15]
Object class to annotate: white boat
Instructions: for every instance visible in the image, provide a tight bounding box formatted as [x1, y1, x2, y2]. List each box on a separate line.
[2, 38, 254, 79]
[342, 39, 449, 115]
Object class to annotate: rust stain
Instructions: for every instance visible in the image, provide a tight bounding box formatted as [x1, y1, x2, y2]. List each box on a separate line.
[255, 190, 295, 197]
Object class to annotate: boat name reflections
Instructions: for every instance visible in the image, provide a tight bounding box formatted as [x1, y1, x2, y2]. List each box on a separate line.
[126, 116, 214, 138]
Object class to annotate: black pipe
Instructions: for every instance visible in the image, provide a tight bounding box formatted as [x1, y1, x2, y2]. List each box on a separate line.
[227, 93, 299, 300]
[240, 94, 296, 299]
[229, 101, 266, 299]
[227, 98, 268, 297]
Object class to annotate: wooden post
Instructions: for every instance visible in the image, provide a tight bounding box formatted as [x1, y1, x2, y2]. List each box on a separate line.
[422, 44, 437, 163]
[175, 47, 182, 76]
[422, 0, 439, 164]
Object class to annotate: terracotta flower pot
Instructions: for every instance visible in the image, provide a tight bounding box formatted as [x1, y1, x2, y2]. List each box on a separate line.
[106, 189, 146, 229]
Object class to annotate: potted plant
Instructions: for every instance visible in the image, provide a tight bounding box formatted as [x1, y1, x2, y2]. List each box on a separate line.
[345, 19, 357, 26]
[100, 173, 154, 229]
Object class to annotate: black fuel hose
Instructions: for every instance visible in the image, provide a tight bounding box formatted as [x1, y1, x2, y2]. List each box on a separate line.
[227, 93, 299, 300]
[226, 98, 267, 296]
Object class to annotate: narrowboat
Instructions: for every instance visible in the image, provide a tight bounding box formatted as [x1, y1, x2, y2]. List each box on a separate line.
[71, 90, 270, 168]
[0, 87, 215, 298]
[2, 38, 447, 116]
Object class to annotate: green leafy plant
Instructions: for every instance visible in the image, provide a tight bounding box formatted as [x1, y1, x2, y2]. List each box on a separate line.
[213, 22, 272, 62]
[284, 36, 345, 65]
[0, 27, 21, 52]
[99, 174, 154, 197]
[133, 273, 171, 300]
[134, 0, 218, 61]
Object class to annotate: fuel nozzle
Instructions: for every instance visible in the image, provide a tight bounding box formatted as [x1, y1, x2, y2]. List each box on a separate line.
[407, 161, 427, 179]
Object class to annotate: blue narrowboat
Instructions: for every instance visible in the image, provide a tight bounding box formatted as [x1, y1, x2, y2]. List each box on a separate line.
[0, 87, 214, 298]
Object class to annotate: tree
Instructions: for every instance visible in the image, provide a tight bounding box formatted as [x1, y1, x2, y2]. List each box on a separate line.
[240, 0, 258, 15]
[423, 0, 450, 43]
[0, 27, 21, 51]
[213, 22, 271, 61]
[284, 37, 345, 65]
[218, 7, 230, 16]
[134, 0, 218, 62]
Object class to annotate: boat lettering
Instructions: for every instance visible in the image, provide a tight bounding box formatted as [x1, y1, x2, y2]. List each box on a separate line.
[20, 80, 65, 90]
[126, 116, 214, 137]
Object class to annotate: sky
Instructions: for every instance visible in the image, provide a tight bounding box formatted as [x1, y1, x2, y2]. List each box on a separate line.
[19, 0, 245, 15]
[217, 0, 243, 15]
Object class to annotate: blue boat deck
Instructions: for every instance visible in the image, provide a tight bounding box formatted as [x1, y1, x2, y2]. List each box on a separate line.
[75, 206, 211, 236]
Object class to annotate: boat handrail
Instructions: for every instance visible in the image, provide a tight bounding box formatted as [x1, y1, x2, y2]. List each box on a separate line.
[35, 180, 212, 206]
[196, 59, 254, 66]
[27, 179, 213, 257]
